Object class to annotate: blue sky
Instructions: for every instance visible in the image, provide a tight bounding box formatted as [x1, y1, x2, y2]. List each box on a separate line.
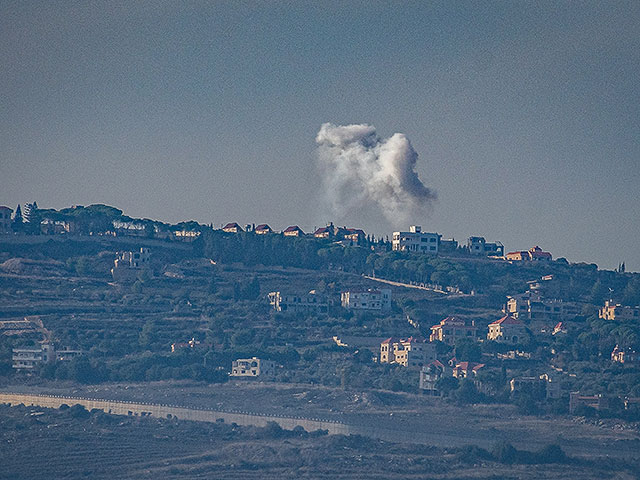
[1, 1, 639, 270]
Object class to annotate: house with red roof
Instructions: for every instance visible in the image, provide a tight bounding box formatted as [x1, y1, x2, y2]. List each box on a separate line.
[313, 226, 331, 238]
[429, 316, 479, 345]
[506, 246, 552, 262]
[283, 225, 304, 237]
[222, 222, 243, 233]
[254, 224, 272, 235]
[452, 361, 485, 378]
[487, 315, 526, 344]
[380, 336, 436, 368]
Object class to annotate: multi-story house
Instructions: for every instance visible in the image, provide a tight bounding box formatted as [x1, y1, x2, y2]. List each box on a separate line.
[392, 226, 440, 254]
[341, 288, 391, 311]
[0, 206, 13, 233]
[419, 360, 450, 395]
[429, 316, 479, 345]
[380, 337, 436, 368]
[599, 300, 640, 321]
[505, 290, 580, 321]
[506, 246, 552, 262]
[111, 248, 151, 281]
[230, 357, 276, 378]
[487, 315, 527, 343]
[12, 344, 82, 372]
[268, 291, 329, 313]
[611, 345, 640, 365]
[467, 236, 504, 256]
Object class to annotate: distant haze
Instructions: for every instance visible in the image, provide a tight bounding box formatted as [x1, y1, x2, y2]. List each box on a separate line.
[1, 2, 639, 270]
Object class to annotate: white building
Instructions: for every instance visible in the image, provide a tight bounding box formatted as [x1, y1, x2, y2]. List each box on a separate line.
[392, 226, 440, 254]
[268, 291, 328, 313]
[12, 344, 83, 372]
[341, 288, 391, 311]
[230, 357, 276, 378]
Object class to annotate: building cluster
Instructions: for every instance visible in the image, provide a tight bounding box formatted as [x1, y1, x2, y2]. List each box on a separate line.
[504, 289, 581, 321]
[391, 225, 504, 257]
[222, 221, 368, 244]
[599, 300, 640, 321]
[268, 287, 392, 313]
[380, 337, 436, 368]
[12, 343, 83, 372]
[111, 247, 151, 282]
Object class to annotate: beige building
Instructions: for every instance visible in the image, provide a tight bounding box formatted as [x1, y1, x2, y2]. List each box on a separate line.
[505, 290, 580, 321]
[341, 288, 391, 311]
[487, 315, 526, 343]
[230, 357, 276, 378]
[254, 224, 273, 234]
[0, 206, 13, 233]
[611, 345, 640, 365]
[429, 316, 479, 345]
[222, 222, 243, 233]
[599, 300, 640, 321]
[283, 225, 304, 237]
[506, 245, 552, 262]
[380, 337, 436, 368]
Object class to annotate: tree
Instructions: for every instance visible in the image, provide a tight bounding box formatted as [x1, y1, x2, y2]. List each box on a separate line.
[454, 338, 482, 362]
[11, 204, 23, 232]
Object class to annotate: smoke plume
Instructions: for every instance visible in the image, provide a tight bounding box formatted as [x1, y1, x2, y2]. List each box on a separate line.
[315, 123, 436, 226]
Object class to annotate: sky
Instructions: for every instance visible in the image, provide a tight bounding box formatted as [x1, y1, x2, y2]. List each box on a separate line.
[1, 1, 639, 271]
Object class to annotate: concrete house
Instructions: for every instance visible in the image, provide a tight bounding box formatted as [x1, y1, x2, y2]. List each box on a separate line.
[467, 236, 504, 256]
[380, 337, 436, 368]
[430, 316, 479, 345]
[392, 225, 440, 254]
[230, 357, 276, 378]
[268, 291, 328, 313]
[599, 300, 640, 321]
[487, 315, 526, 344]
[505, 290, 580, 321]
[341, 288, 391, 311]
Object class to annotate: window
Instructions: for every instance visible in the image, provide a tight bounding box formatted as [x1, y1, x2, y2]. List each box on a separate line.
[430, 238, 436, 242]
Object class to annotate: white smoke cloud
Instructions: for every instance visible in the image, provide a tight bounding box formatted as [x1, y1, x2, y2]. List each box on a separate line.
[315, 123, 436, 226]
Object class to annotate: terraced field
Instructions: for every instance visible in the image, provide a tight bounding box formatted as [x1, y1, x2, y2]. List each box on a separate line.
[1, 404, 637, 480]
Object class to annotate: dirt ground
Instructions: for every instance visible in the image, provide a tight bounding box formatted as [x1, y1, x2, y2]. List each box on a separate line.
[4, 380, 639, 460]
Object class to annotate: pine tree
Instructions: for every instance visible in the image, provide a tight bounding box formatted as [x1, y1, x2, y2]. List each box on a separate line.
[12, 204, 23, 232]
